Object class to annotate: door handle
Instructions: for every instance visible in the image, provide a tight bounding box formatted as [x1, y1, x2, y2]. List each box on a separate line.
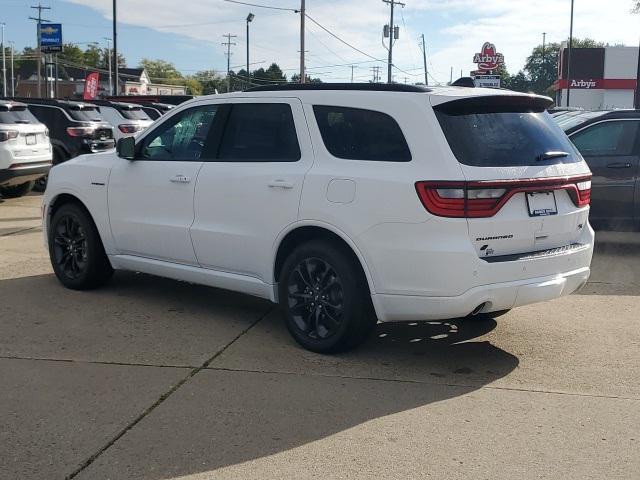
[606, 162, 632, 169]
[170, 174, 191, 183]
[267, 180, 294, 189]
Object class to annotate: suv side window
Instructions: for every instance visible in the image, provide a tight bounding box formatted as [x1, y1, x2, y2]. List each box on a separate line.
[313, 105, 411, 161]
[217, 103, 301, 162]
[140, 105, 218, 161]
[571, 120, 640, 156]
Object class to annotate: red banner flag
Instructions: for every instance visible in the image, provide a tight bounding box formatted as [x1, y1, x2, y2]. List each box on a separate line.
[83, 72, 100, 100]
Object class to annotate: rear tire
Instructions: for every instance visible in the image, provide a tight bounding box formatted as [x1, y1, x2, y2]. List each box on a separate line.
[279, 240, 376, 353]
[0, 181, 35, 198]
[48, 203, 113, 290]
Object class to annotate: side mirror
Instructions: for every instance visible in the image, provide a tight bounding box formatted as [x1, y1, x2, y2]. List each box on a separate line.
[116, 136, 136, 160]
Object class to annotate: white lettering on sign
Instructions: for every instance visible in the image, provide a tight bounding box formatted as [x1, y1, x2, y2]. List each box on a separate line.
[570, 79, 598, 89]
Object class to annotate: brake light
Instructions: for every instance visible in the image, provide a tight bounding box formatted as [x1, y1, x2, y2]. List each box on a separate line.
[66, 126, 95, 137]
[118, 124, 141, 134]
[0, 130, 19, 142]
[416, 174, 592, 218]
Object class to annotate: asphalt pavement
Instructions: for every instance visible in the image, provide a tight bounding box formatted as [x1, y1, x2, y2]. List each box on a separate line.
[1, 193, 639, 480]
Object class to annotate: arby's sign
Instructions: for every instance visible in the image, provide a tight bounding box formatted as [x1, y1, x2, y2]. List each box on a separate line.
[473, 42, 504, 72]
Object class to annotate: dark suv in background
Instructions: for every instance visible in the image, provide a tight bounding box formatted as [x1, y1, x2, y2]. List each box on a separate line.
[11, 98, 115, 190]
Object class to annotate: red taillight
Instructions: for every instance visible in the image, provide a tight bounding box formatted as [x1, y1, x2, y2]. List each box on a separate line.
[118, 124, 141, 134]
[66, 126, 95, 137]
[416, 174, 592, 218]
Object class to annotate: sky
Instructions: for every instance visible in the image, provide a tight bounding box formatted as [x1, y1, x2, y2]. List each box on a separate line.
[2, 0, 639, 85]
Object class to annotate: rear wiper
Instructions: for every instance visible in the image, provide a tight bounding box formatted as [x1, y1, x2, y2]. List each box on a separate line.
[536, 151, 569, 161]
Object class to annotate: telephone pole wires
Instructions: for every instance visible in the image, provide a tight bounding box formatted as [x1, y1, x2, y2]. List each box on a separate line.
[29, 3, 51, 98]
[222, 33, 237, 92]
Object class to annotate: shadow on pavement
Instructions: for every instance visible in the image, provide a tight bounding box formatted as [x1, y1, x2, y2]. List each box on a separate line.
[0, 272, 519, 479]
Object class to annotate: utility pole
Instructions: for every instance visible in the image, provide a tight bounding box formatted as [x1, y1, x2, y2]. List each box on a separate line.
[29, 3, 51, 98]
[542, 32, 546, 89]
[104, 37, 112, 95]
[449, 66, 453, 84]
[371, 66, 381, 83]
[1, 23, 6, 97]
[112, 0, 118, 95]
[299, 0, 305, 83]
[9, 40, 15, 97]
[222, 33, 237, 92]
[635, 37, 640, 109]
[350, 65, 355, 83]
[420, 33, 428, 86]
[566, 0, 574, 107]
[382, 0, 404, 83]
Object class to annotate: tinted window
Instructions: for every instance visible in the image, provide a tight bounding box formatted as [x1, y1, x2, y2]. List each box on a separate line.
[0, 106, 40, 124]
[435, 108, 580, 167]
[141, 105, 218, 161]
[68, 106, 103, 122]
[119, 107, 151, 121]
[218, 103, 300, 162]
[571, 121, 639, 156]
[313, 106, 411, 161]
[556, 111, 608, 131]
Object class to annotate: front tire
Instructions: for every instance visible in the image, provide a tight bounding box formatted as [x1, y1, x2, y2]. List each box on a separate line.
[48, 203, 113, 290]
[279, 240, 376, 353]
[0, 181, 34, 198]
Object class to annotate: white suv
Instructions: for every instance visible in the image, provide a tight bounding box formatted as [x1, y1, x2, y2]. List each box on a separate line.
[90, 100, 153, 141]
[43, 84, 593, 353]
[0, 100, 52, 198]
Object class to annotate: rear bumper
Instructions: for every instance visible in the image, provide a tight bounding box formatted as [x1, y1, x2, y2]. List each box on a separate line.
[372, 266, 590, 322]
[0, 162, 52, 187]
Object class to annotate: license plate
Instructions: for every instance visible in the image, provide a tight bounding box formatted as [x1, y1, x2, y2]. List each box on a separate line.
[25, 134, 37, 145]
[526, 191, 557, 217]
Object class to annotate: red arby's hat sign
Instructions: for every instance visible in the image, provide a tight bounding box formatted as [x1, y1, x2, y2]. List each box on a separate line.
[473, 42, 504, 72]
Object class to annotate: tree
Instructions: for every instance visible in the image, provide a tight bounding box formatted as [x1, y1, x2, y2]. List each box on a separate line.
[139, 58, 183, 84]
[184, 77, 203, 95]
[633, 0, 639, 13]
[290, 73, 322, 84]
[193, 70, 226, 94]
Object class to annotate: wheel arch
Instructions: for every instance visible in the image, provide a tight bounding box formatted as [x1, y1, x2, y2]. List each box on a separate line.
[272, 222, 377, 300]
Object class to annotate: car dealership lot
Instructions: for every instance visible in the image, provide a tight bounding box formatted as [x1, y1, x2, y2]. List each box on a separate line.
[1, 194, 639, 480]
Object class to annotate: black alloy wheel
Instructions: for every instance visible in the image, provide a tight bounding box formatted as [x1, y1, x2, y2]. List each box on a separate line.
[279, 240, 377, 353]
[52, 214, 89, 280]
[48, 203, 113, 290]
[287, 257, 345, 340]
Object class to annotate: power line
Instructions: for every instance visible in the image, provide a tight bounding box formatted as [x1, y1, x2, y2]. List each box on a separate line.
[221, 0, 297, 11]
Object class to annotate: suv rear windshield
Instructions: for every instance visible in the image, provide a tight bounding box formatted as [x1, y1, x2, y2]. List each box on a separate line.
[0, 105, 40, 124]
[435, 101, 580, 167]
[68, 106, 103, 122]
[118, 107, 151, 121]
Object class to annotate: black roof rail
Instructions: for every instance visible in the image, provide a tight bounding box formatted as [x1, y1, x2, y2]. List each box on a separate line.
[89, 99, 143, 109]
[3, 97, 93, 107]
[244, 83, 431, 93]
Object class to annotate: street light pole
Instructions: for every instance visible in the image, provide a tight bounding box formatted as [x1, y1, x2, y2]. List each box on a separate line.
[9, 40, 14, 97]
[112, 0, 119, 95]
[104, 37, 112, 95]
[299, 0, 305, 83]
[566, 0, 574, 107]
[246, 13, 254, 89]
[1, 23, 6, 98]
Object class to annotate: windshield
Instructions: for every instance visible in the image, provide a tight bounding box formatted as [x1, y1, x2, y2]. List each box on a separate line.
[119, 108, 151, 121]
[68, 106, 104, 122]
[0, 106, 40, 124]
[435, 107, 581, 167]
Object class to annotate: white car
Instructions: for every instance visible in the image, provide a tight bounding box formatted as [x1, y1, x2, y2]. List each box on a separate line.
[90, 100, 153, 141]
[0, 100, 52, 198]
[43, 84, 594, 353]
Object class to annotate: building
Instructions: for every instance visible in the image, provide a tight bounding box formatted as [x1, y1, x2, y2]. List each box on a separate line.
[555, 45, 639, 109]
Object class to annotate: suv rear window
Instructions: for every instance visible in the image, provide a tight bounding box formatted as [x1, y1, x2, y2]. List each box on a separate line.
[118, 107, 151, 121]
[0, 105, 40, 124]
[68, 106, 103, 122]
[435, 102, 580, 167]
[313, 106, 411, 161]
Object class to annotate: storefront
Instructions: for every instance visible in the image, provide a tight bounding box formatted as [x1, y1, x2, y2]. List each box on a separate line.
[555, 45, 638, 109]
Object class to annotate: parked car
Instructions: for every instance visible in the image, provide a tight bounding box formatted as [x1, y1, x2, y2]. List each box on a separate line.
[13, 98, 115, 191]
[43, 84, 594, 353]
[139, 103, 175, 120]
[0, 100, 52, 198]
[561, 110, 640, 231]
[90, 100, 153, 140]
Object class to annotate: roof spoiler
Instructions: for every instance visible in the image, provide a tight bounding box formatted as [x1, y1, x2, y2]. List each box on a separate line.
[450, 77, 476, 87]
[434, 94, 554, 114]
